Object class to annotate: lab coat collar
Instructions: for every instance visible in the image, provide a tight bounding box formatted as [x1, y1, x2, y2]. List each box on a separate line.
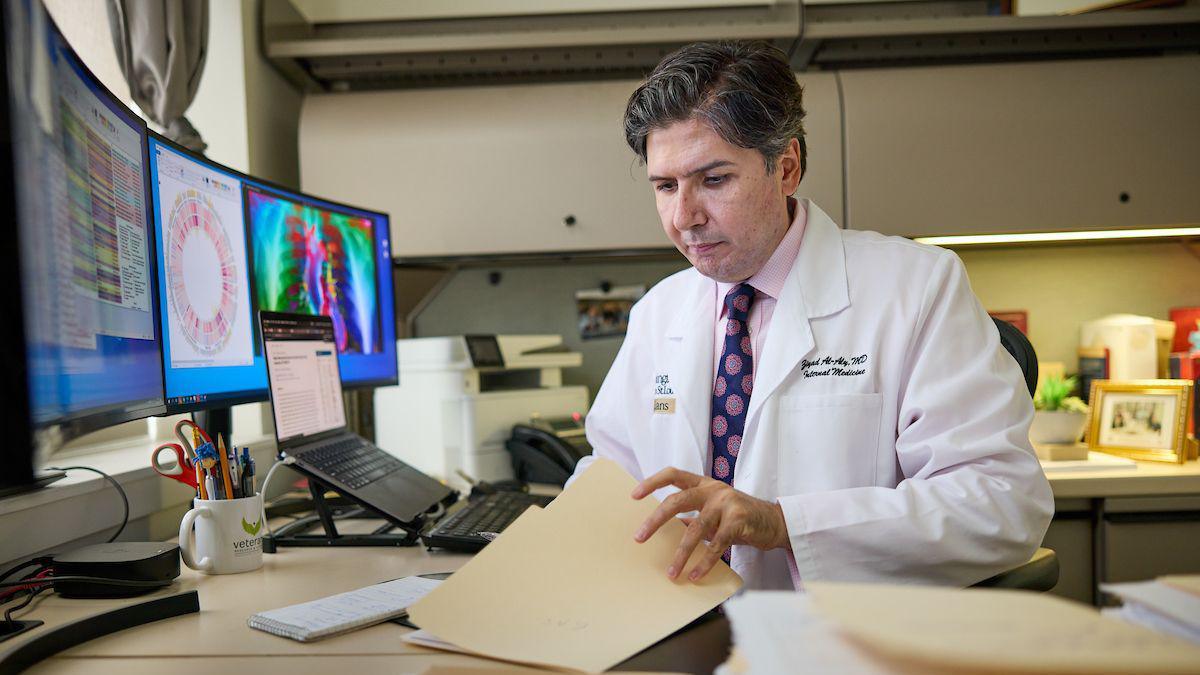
[790, 198, 850, 321]
[745, 198, 849, 424]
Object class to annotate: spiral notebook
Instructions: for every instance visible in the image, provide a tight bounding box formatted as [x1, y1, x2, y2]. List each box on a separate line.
[248, 576, 442, 642]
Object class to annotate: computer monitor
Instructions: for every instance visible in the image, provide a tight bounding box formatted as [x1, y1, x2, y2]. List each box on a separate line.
[243, 183, 397, 389]
[147, 133, 267, 411]
[2, 0, 166, 489]
[148, 135, 399, 412]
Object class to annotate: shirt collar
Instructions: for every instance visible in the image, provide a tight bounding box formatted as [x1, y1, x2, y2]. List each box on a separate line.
[716, 197, 808, 306]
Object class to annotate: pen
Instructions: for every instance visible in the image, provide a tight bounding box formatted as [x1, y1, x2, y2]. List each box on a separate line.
[228, 446, 240, 499]
[196, 463, 208, 500]
[217, 435, 235, 500]
[205, 475, 216, 501]
[243, 451, 253, 494]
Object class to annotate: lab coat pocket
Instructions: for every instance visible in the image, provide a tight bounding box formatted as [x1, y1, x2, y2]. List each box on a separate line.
[776, 393, 883, 495]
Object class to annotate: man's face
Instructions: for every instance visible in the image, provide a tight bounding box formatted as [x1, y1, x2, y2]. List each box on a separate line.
[646, 118, 800, 283]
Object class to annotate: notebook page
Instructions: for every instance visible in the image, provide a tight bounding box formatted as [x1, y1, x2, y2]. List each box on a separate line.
[251, 576, 442, 639]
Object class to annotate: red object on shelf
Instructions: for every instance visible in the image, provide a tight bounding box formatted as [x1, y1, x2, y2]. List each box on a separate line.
[989, 310, 1029, 335]
[1169, 306, 1200, 354]
[1169, 351, 1199, 436]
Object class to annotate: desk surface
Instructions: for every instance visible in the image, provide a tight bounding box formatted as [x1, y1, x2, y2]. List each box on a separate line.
[4, 526, 723, 674]
[1045, 458, 1200, 499]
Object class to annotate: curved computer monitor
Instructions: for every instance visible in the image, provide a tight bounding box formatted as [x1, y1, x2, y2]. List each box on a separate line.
[147, 133, 396, 413]
[242, 181, 397, 389]
[3, 0, 166, 482]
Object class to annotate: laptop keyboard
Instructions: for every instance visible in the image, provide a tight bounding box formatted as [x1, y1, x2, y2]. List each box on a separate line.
[301, 437, 404, 489]
[424, 491, 554, 552]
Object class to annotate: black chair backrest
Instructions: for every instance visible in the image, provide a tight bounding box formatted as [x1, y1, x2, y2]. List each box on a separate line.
[993, 317, 1038, 397]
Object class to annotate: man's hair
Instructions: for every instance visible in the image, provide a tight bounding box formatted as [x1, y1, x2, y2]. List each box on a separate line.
[623, 40, 806, 177]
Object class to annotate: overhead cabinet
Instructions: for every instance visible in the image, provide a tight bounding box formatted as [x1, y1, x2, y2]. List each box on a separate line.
[839, 55, 1200, 237]
[300, 73, 843, 259]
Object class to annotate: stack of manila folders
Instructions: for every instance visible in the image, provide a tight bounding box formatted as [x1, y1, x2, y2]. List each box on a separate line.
[719, 578, 1200, 674]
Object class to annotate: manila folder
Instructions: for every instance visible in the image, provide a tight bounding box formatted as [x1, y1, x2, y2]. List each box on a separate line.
[407, 458, 743, 673]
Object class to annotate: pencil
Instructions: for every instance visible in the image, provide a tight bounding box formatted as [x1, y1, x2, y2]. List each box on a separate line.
[217, 435, 235, 500]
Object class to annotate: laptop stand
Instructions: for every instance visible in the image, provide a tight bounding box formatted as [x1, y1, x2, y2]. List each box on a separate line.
[262, 478, 424, 552]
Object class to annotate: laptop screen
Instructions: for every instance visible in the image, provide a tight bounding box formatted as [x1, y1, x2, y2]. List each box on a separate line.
[261, 312, 347, 445]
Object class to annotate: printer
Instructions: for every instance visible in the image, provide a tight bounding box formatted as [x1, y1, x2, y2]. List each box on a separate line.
[373, 335, 589, 490]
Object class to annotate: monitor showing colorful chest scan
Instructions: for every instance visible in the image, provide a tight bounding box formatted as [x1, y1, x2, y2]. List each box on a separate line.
[260, 311, 450, 529]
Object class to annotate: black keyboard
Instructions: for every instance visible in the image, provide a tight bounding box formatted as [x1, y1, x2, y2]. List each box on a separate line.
[299, 437, 404, 489]
[423, 491, 554, 552]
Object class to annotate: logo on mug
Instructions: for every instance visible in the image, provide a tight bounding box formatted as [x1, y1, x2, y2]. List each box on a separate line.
[242, 517, 262, 536]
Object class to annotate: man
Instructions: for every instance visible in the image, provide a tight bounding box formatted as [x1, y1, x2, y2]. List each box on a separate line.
[568, 41, 1053, 591]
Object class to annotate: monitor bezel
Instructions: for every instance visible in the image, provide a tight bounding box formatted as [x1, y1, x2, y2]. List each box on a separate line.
[147, 130, 397, 415]
[1, 0, 36, 489]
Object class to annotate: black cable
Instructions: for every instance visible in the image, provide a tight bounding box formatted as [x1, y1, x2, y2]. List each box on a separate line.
[0, 566, 48, 606]
[4, 585, 51, 622]
[45, 466, 128, 543]
[0, 558, 47, 585]
[0, 576, 170, 589]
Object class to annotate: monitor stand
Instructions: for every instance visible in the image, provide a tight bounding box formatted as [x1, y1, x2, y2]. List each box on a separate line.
[191, 407, 232, 449]
[261, 478, 422, 552]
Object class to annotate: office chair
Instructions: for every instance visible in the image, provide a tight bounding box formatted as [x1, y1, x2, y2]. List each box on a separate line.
[969, 318, 1059, 593]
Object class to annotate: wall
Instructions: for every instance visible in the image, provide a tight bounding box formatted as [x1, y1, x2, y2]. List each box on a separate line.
[414, 242, 1200, 399]
[415, 258, 688, 399]
[960, 241, 1200, 369]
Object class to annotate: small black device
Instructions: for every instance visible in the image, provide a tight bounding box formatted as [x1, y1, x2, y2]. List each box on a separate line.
[507, 416, 592, 486]
[260, 312, 453, 537]
[422, 491, 554, 553]
[464, 335, 505, 368]
[49, 543, 180, 598]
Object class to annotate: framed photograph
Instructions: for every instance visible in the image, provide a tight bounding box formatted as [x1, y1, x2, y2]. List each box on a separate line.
[1088, 380, 1194, 464]
[576, 285, 644, 340]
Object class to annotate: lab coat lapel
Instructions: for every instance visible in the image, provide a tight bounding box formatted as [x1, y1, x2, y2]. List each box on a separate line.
[664, 274, 716, 467]
[746, 200, 850, 425]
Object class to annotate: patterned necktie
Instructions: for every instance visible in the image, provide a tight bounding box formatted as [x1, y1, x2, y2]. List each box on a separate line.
[711, 284, 755, 561]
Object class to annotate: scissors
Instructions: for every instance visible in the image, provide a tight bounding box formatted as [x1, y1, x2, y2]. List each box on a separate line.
[151, 443, 199, 490]
[172, 419, 212, 462]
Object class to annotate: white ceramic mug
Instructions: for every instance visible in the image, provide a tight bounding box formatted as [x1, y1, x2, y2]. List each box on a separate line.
[178, 494, 265, 574]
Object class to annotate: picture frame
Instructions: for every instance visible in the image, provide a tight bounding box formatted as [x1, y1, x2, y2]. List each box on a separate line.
[1087, 380, 1194, 464]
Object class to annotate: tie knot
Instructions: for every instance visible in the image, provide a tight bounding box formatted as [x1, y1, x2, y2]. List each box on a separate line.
[724, 284, 755, 320]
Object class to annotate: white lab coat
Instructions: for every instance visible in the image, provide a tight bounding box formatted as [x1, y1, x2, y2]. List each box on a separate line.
[572, 199, 1054, 590]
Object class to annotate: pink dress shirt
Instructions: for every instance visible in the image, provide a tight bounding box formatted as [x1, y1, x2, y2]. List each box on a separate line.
[709, 198, 807, 588]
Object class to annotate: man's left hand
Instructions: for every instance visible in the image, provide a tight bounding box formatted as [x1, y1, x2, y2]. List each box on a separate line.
[631, 467, 790, 582]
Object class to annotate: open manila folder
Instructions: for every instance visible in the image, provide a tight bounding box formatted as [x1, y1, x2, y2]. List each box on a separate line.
[407, 458, 743, 672]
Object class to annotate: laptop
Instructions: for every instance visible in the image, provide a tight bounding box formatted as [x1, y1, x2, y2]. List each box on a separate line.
[260, 311, 453, 525]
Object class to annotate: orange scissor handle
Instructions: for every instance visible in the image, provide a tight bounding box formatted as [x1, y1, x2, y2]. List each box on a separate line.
[151, 443, 199, 490]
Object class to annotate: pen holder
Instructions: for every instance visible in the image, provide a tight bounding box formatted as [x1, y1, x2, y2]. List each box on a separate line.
[178, 494, 264, 575]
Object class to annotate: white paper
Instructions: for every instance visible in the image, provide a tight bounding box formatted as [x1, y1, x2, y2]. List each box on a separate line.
[723, 592, 897, 674]
[1102, 580, 1200, 644]
[251, 576, 441, 638]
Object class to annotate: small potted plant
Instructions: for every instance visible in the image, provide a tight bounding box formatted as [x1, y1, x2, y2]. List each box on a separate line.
[1030, 375, 1090, 445]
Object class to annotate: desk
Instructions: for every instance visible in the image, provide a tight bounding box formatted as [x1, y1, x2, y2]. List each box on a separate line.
[4, 535, 728, 674]
[1045, 458, 1200, 499]
[1044, 459, 1200, 605]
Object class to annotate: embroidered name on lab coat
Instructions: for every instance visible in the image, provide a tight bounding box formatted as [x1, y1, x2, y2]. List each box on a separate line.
[654, 373, 674, 395]
[801, 354, 868, 378]
[653, 374, 676, 413]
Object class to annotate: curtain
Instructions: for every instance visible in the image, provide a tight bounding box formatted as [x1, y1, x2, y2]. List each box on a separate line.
[107, 0, 209, 153]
